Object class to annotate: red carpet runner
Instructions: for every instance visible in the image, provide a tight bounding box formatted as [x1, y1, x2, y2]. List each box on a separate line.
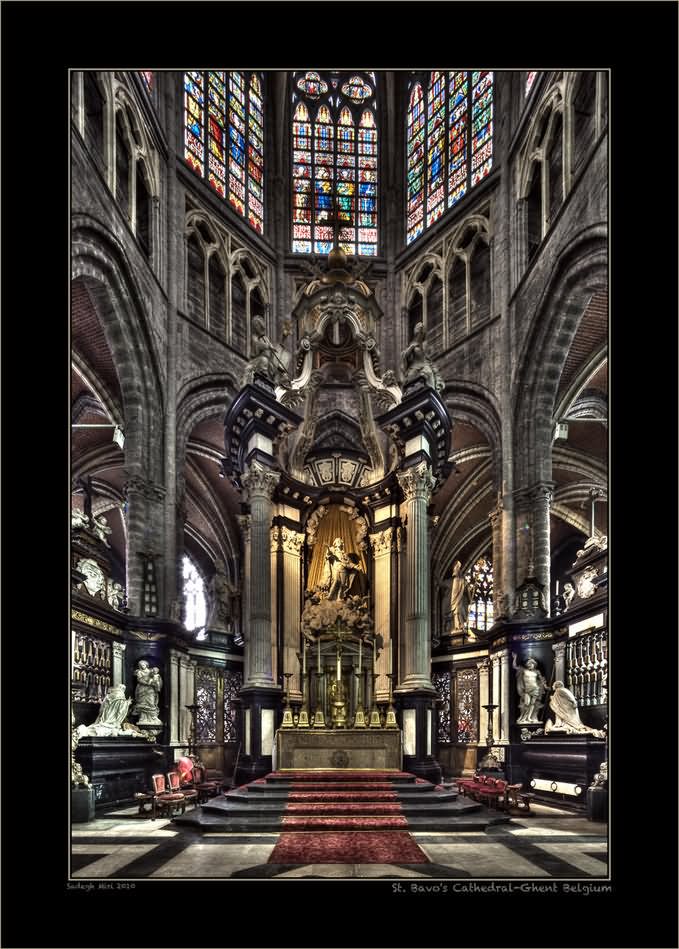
[266, 770, 431, 865]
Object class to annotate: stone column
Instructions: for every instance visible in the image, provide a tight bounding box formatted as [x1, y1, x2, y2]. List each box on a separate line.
[489, 504, 503, 618]
[491, 654, 501, 740]
[370, 526, 394, 702]
[168, 650, 180, 745]
[279, 527, 305, 702]
[242, 463, 280, 688]
[395, 462, 436, 692]
[552, 640, 567, 683]
[477, 658, 490, 742]
[531, 482, 554, 613]
[394, 462, 439, 784]
[111, 641, 126, 688]
[499, 648, 511, 743]
[238, 515, 251, 683]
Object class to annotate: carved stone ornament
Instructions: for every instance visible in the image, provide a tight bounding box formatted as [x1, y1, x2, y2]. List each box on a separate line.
[76, 558, 107, 599]
[396, 462, 436, 502]
[576, 534, 608, 560]
[306, 505, 327, 546]
[272, 526, 305, 556]
[124, 475, 166, 503]
[576, 565, 598, 600]
[370, 527, 393, 555]
[241, 464, 280, 500]
[237, 513, 252, 545]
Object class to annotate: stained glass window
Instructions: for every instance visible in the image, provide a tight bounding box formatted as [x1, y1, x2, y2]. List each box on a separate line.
[406, 83, 425, 244]
[455, 667, 479, 742]
[525, 71, 538, 96]
[465, 556, 494, 632]
[406, 71, 493, 245]
[291, 71, 378, 257]
[183, 554, 207, 632]
[196, 666, 217, 741]
[184, 71, 264, 234]
[432, 670, 452, 742]
[223, 668, 243, 742]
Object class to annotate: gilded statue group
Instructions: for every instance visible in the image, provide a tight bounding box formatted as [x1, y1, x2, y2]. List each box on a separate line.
[324, 537, 368, 600]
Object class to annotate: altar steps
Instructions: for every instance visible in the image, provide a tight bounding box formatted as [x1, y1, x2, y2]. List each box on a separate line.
[173, 770, 509, 833]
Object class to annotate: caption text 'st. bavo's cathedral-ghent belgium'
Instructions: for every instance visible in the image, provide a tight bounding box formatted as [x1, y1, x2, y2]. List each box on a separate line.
[70, 67, 610, 882]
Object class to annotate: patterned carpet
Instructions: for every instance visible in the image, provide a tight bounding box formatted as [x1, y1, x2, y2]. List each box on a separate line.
[268, 830, 430, 864]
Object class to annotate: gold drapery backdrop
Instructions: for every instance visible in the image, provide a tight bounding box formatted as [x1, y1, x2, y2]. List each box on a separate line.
[306, 504, 368, 592]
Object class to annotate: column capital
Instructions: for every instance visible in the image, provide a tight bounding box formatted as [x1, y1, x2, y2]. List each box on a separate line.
[271, 525, 304, 556]
[242, 463, 280, 500]
[498, 648, 511, 662]
[552, 641, 567, 658]
[397, 462, 435, 502]
[369, 526, 394, 555]
[476, 657, 491, 671]
[111, 641, 126, 659]
[530, 481, 555, 505]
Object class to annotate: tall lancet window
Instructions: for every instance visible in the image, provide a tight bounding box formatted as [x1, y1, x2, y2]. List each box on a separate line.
[183, 70, 264, 234]
[291, 71, 378, 256]
[183, 554, 207, 633]
[465, 556, 494, 632]
[406, 71, 494, 245]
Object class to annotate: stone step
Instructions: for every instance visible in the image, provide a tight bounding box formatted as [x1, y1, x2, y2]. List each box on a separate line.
[220, 788, 459, 805]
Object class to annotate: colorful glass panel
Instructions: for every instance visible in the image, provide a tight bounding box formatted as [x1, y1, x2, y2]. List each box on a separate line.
[184, 72, 205, 176]
[407, 71, 493, 244]
[297, 71, 328, 99]
[465, 556, 494, 632]
[341, 75, 373, 102]
[183, 71, 264, 234]
[292, 72, 378, 256]
[406, 83, 425, 245]
[525, 71, 537, 96]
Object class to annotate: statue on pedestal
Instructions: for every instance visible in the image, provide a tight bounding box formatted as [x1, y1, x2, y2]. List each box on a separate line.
[324, 538, 368, 600]
[545, 681, 607, 738]
[450, 560, 472, 631]
[207, 562, 234, 631]
[132, 660, 163, 726]
[242, 315, 291, 387]
[400, 322, 444, 392]
[513, 654, 548, 724]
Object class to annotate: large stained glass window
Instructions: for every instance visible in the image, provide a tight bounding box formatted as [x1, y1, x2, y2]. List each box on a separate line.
[525, 71, 538, 96]
[291, 70, 378, 257]
[139, 71, 154, 95]
[455, 667, 479, 743]
[184, 71, 264, 235]
[406, 71, 494, 245]
[465, 556, 494, 632]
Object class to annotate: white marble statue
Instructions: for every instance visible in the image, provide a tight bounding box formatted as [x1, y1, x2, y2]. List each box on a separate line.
[544, 681, 607, 738]
[77, 558, 107, 599]
[76, 684, 134, 738]
[242, 315, 291, 387]
[450, 560, 472, 631]
[91, 513, 112, 546]
[513, 654, 548, 724]
[132, 660, 163, 726]
[323, 538, 368, 600]
[562, 581, 575, 610]
[107, 581, 126, 611]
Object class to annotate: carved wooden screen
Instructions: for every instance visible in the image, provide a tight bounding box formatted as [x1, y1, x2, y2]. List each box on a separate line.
[432, 669, 452, 742]
[455, 666, 479, 743]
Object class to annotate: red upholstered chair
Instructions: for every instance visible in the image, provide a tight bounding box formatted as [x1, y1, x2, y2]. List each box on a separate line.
[476, 778, 508, 808]
[192, 765, 222, 801]
[167, 770, 198, 808]
[150, 773, 187, 820]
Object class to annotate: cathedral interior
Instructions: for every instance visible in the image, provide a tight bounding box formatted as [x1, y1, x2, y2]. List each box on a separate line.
[68, 67, 614, 885]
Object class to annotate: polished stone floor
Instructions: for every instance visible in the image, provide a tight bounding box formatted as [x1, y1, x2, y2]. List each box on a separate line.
[71, 802, 607, 880]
